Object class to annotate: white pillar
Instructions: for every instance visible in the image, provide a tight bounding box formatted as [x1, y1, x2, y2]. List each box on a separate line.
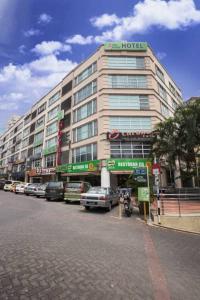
[101, 166, 110, 188]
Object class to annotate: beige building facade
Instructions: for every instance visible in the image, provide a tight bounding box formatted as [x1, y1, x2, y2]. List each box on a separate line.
[0, 42, 183, 187]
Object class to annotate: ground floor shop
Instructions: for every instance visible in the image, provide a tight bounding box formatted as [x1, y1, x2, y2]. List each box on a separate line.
[27, 168, 56, 183]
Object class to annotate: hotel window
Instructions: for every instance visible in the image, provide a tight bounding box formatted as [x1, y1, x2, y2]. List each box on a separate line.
[35, 115, 45, 129]
[48, 91, 60, 106]
[161, 103, 169, 117]
[37, 102, 46, 114]
[73, 120, 97, 143]
[156, 65, 165, 82]
[158, 83, 167, 101]
[23, 126, 30, 138]
[32, 159, 41, 168]
[21, 150, 27, 160]
[107, 57, 145, 69]
[110, 141, 151, 159]
[74, 62, 97, 86]
[62, 81, 72, 96]
[24, 114, 31, 125]
[108, 75, 147, 89]
[72, 143, 97, 163]
[45, 136, 57, 148]
[46, 121, 58, 136]
[33, 145, 42, 155]
[22, 138, 29, 148]
[108, 95, 149, 110]
[45, 154, 56, 167]
[47, 105, 59, 121]
[109, 117, 152, 132]
[74, 80, 97, 105]
[34, 131, 44, 143]
[169, 82, 176, 96]
[73, 98, 97, 123]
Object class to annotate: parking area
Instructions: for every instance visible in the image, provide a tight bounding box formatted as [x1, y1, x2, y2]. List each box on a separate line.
[0, 190, 200, 300]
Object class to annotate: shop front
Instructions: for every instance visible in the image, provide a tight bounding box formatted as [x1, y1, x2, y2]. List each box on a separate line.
[56, 160, 101, 186]
[104, 158, 152, 189]
[27, 167, 56, 183]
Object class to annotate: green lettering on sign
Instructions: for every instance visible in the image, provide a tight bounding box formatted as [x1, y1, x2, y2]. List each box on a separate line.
[56, 160, 100, 173]
[107, 159, 150, 171]
[138, 187, 150, 202]
[104, 42, 147, 51]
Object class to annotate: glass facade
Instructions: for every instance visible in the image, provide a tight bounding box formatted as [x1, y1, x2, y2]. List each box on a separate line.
[72, 143, 97, 163]
[35, 115, 45, 129]
[74, 62, 97, 86]
[107, 56, 145, 69]
[73, 120, 97, 143]
[161, 103, 169, 117]
[74, 80, 97, 105]
[158, 83, 167, 101]
[108, 75, 147, 89]
[49, 91, 60, 106]
[33, 145, 42, 155]
[73, 98, 97, 123]
[34, 131, 44, 143]
[46, 121, 58, 136]
[109, 117, 152, 132]
[110, 141, 151, 159]
[45, 136, 57, 148]
[108, 95, 149, 110]
[47, 105, 59, 121]
[156, 65, 165, 82]
[45, 154, 56, 167]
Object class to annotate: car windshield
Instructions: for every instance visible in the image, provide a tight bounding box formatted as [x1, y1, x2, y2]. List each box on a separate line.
[66, 182, 81, 188]
[5, 181, 12, 184]
[87, 187, 108, 194]
[47, 182, 63, 188]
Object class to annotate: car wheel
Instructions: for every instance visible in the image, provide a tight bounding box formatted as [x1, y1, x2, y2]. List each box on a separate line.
[15, 192, 18, 194]
[85, 206, 90, 211]
[65, 200, 69, 204]
[36, 195, 39, 198]
[25, 193, 29, 196]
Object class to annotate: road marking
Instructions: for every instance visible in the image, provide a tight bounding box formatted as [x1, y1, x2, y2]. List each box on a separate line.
[143, 227, 171, 300]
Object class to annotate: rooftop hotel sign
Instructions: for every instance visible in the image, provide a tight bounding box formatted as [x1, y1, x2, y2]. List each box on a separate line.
[104, 42, 147, 51]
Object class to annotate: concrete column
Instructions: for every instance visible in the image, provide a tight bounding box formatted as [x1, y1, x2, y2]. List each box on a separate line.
[101, 166, 110, 187]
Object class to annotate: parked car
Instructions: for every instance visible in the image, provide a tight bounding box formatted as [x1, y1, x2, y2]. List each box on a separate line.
[24, 183, 41, 195]
[4, 180, 21, 192]
[45, 181, 65, 201]
[34, 184, 47, 198]
[80, 186, 119, 211]
[15, 184, 26, 194]
[64, 181, 91, 203]
[11, 181, 24, 192]
[0, 179, 6, 190]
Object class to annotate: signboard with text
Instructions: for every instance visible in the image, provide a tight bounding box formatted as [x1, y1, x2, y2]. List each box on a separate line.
[138, 187, 150, 202]
[104, 42, 147, 51]
[107, 159, 150, 171]
[56, 160, 100, 173]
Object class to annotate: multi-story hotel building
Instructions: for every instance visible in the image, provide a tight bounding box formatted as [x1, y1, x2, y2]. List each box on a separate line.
[0, 42, 183, 187]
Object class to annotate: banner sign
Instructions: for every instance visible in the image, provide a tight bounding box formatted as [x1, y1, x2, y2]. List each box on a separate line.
[56, 160, 100, 173]
[107, 130, 154, 141]
[107, 159, 150, 171]
[104, 42, 147, 51]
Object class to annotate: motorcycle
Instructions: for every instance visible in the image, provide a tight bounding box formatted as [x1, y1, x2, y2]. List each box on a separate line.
[119, 189, 133, 217]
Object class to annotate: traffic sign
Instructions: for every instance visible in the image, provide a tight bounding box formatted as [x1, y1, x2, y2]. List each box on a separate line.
[152, 163, 160, 175]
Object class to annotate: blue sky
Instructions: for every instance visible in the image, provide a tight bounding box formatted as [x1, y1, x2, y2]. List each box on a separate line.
[0, 0, 200, 132]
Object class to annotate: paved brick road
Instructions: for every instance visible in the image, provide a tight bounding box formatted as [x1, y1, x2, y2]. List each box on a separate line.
[0, 191, 199, 300]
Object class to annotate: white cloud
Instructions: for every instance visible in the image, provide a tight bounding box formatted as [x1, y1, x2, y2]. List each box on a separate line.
[32, 41, 71, 56]
[66, 34, 93, 45]
[0, 54, 77, 114]
[38, 13, 52, 24]
[90, 14, 120, 29]
[157, 52, 167, 60]
[24, 28, 41, 37]
[67, 0, 200, 44]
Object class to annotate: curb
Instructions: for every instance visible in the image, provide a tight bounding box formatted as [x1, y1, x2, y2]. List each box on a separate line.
[150, 222, 200, 235]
